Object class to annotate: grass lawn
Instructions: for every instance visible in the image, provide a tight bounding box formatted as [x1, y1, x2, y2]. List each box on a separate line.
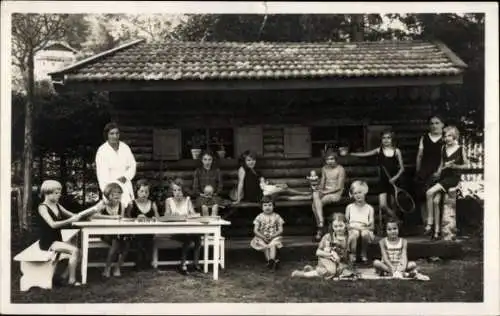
[10, 237, 482, 303]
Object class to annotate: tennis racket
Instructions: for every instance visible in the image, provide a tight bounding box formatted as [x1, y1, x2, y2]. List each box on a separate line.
[382, 166, 416, 214]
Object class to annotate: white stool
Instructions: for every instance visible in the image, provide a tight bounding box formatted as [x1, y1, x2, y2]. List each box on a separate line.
[201, 235, 225, 269]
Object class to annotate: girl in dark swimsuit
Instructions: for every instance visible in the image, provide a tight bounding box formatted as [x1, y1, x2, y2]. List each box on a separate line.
[415, 115, 445, 233]
[350, 129, 405, 223]
[37, 180, 100, 287]
[127, 179, 159, 269]
[235, 150, 263, 203]
[425, 126, 469, 239]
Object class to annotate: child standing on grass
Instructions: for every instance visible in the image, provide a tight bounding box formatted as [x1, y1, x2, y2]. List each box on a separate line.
[127, 179, 159, 270]
[425, 125, 469, 239]
[373, 219, 430, 281]
[90, 182, 131, 278]
[37, 180, 97, 287]
[165, 178, 202, 275]
[346, 180, 375, 263]
[250, 196, 285, 271]
[311, 150, 346, 241]
[350, 129, 404, 222]
[291, 213, 355, 279]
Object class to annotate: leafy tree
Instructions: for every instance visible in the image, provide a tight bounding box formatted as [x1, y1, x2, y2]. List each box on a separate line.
[12, 13, 79, 231]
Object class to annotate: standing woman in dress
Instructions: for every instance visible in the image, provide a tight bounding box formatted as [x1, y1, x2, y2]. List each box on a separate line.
[415, 115, 444, 234]
[95, 122, 137, 208]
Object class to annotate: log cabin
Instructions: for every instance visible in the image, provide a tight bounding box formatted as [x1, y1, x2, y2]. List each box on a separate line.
[49, 39, 467, 236]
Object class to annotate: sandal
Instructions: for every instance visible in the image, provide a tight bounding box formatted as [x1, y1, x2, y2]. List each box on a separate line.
[67, 281, 82, 287]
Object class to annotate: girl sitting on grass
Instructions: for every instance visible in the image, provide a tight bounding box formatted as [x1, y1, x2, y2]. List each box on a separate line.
[291, 213, 355, 280]
[373, 219, 430, 281]
[250, 196, 285, 271]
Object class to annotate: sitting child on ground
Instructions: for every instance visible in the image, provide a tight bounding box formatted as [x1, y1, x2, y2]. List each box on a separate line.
[291, 213, 355, 280]
[346, 180, 375, 263]
[196, 184, 221, 217]
[373, 219, 430, 281]
[250, 196, 285, 271]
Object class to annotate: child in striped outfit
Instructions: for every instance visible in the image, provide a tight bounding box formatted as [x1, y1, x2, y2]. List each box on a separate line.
[373, 219, 430, 280]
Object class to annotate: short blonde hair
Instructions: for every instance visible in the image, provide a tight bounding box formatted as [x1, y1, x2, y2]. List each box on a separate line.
[443, 125, 460, 140]
[40, 180, 62, 197]
[349, 180, 369, 196]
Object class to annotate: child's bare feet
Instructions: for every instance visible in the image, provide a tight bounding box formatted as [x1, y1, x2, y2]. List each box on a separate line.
[113, 266, 121, 277]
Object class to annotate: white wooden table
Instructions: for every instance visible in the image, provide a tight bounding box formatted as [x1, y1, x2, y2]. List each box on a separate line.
[73, 219, 231, 283]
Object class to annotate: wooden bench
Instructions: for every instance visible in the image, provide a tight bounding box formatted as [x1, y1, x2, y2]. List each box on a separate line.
[14, 229, 79, 292]
[86, 237, 136, 268]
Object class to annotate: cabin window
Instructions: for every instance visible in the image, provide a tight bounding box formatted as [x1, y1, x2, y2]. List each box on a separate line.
[310, 125, 365, 157]
[181, 128, 234, 159]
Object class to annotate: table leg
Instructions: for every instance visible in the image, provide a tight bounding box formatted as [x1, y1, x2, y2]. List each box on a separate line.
[81, 230, 89, 284]
[203, 234, 209, 273]
[213, 228, 220, 280]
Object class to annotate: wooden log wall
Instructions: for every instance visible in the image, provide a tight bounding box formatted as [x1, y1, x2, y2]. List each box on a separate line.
[108, 86, 441, 235]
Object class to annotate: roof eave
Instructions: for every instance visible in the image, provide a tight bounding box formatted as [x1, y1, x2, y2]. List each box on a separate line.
[433, 40, 468, 69]
[48, 39, 145, 79]
[53, 74, 464, 93]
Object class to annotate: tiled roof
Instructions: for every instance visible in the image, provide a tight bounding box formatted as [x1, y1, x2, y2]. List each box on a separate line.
[51, 40, 467, 82]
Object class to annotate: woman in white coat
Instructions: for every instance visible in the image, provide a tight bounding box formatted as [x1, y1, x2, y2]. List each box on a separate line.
[95, 122, 137, 208]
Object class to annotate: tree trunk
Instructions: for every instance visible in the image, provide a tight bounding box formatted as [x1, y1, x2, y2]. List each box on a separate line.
[60, 151, 67, 196]
[21, 52, 34, 232]
[350, 14, 365, 42]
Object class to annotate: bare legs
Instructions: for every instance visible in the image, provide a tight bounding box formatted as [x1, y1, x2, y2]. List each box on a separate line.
[103, 239, 129, 278]
[426, 183, 444, 238]
[180, 237, 202, 274]
[312, 192, 342, 240]
[51, 241, 80, 284]
[201, 205, 219, 217]
[348, 230, 372, 262]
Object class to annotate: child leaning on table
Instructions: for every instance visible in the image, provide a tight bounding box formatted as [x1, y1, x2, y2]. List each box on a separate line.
[37, 180, 99, 287]
[126, 178, 160, 270]
[345, 180, 375, 263]
[90, 182, 131, 278]
[373, 219, 430, 281]
[250, 196, 285, 271]
[164, 178, 203, 275]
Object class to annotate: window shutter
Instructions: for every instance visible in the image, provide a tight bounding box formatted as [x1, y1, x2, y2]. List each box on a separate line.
[284, 127, 311, 158]
[235, 126, 263, 157]
[153, 129, 181, 160]
[365, 125, 391, 150]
